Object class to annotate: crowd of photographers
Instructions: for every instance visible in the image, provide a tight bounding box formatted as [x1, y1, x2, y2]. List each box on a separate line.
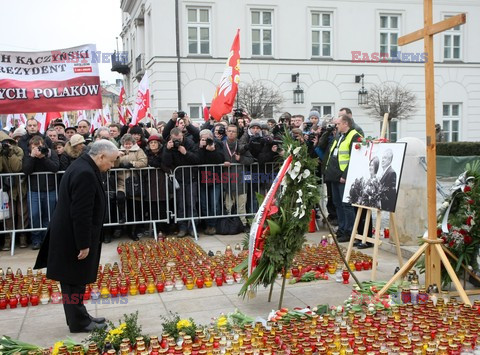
[0, 106, 368, 251]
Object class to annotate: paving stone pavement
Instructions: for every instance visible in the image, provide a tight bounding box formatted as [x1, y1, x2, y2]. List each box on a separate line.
[0, 229, 405, 346]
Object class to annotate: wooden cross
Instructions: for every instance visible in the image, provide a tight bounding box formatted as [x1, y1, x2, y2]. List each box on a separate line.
[377, 1, 470, 303]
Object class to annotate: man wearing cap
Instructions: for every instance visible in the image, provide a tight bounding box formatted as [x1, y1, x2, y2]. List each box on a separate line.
[0, 131, 27, 251]
[64, 134, 86, 166]
[53, 120, 67, 142]
[239, 119, 264, 160]
[64, 127, 77, 141]
[308, 110, 321, 129]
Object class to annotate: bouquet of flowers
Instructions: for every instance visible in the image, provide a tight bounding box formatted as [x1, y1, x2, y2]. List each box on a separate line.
[436, 161, 480, 285]
[85, 312, 145, 351]
[160, 312, 199, 342]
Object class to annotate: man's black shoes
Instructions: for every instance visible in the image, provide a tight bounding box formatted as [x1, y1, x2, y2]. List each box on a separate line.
[90, 316, 106, 324]
[356, 243, 373, 249]
[70, 321, 107, 333]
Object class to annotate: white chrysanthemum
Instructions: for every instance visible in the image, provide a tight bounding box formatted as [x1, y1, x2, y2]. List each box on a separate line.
[293, 146, 301, 156]
[302, 169, 311, 179]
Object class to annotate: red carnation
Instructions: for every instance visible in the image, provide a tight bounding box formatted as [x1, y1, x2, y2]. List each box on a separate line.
[441, 237, 447, 244]
[437, 228, 442, 237]
[464, 186, 471, 193]
[464, 235, 473, 245]
[449, 241, 455, 247]
[357, 137, 363, 142]
[468, 199, 474, 205]
[354, 143, 361, 150]
[466, 216, 473, 226]
[459, 229, 467, 236]
[447, 223, 452, 231]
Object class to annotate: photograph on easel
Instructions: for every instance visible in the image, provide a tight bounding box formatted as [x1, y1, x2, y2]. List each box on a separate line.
[343, 142, 407, 212]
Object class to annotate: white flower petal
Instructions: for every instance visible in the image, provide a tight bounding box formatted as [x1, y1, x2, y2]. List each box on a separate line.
[293, 146, 301, 155]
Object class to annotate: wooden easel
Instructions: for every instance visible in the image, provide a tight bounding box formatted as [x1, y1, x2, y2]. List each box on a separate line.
[376, 1, 471, 305]
[345, 114, 403, 280]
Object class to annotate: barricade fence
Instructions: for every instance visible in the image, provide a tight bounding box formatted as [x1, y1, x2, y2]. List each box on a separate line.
[0, 162, 281, 255]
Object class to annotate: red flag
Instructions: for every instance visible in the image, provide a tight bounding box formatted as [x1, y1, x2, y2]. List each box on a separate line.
[209, 30, 240, 121]
[130, 74, 150, 126]
[45, 112, 62, 129]
[34, 112, 47, 133]
[118, 86, 127, 125]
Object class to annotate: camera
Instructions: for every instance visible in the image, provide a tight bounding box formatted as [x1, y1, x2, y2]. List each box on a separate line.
[39, 146, 49, 155]
[0, 142, 10, 155]
[233, 108, 244, 118]
[326, 123, 337, 131]
[205, 138, 214, 146]
[172, 139, 182, 149]
[304, 122, 313, 131]
[217, 126, 226, 135]
[177, 111, 186, 119]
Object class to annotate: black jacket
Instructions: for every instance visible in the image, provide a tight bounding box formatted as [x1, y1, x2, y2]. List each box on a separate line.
[22, 148, 60, 192]
[161, 136, 201, 182]
[34, 154, 107, 285]
[162, 119, 200, 143]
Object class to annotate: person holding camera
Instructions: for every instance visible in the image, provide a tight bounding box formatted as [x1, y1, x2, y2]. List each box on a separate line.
[198, 129, 225, 235]
[0, 131, 27, 251]
[222, 124, 254, 231]
[143, 135, 169, 238]
[18, 118, 53, 154]
[22, 135, 60, 250]
[162, 127, 201, 237]
[213, 123, 227, 142]
[114, 133, 148, 241]
[162, 111, 200, 143]
[128, 125, 148, 151]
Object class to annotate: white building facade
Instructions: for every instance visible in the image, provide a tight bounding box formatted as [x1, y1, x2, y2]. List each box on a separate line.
[116, 0, 480, 142]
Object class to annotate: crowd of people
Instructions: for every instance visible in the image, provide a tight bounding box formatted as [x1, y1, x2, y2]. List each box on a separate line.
[0, 106, 374, 251]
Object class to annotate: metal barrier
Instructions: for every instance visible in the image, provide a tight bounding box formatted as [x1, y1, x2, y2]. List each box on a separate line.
[172, 162, 280, 239]
[0, 163, 281, 255]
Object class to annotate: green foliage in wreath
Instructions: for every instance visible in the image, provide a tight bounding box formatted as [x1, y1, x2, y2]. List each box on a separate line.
[236, 132, 321, 297]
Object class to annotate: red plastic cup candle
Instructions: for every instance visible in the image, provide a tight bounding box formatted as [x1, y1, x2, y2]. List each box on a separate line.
[384, 228, 390, 238]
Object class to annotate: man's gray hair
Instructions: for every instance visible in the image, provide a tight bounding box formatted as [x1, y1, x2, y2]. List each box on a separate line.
[88, 140, 119, 157]
[95, 127, 110, 139]
[199, 129, 213, 139]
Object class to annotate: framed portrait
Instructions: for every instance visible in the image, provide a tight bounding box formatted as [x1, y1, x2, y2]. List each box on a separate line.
[342, 142, 407, 212]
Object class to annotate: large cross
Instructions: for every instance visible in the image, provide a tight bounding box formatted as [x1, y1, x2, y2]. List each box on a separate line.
[398, 2, 466, 288]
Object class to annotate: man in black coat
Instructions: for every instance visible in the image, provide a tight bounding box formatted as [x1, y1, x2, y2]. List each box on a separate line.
[34, 140, 119, 333]
[379, 148, 397, 212]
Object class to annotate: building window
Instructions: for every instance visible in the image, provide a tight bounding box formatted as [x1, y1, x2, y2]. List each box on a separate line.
[188, 105, 201, 119]
[311, 104, 333, 117]
[388, 121, 398, 142]
[442, 103, 460, 142]
[380, 14, 400, 57]
[251, 10, 273, 56]
[443, 15, 462, 60]
[187, 8, 210, 55]
[311, 12, 332, 57]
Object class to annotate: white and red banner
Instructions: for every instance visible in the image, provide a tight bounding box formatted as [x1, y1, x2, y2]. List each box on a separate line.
[0, 44, 102, 114]
[201, 93, 209, 121]
[34, 112, 47, 133]
[130, 74, 149, 127]
[118, 86, 127, 125]
[76, 110, 87, 125]
[5, 114, 26, 130]
[103, 104, 112, 126]
[248, 155, 293, 278]
[210, 30, 240, 121]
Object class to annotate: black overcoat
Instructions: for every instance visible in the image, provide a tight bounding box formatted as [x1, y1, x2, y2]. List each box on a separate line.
[34, 154, 106, 285]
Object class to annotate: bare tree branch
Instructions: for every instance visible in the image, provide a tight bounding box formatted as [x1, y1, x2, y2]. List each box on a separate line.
[236, 82, 284, 119]
[362, 83, 417, 121]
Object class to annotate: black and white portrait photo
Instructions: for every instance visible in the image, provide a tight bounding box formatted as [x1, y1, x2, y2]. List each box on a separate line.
[343, 142, 407, 212]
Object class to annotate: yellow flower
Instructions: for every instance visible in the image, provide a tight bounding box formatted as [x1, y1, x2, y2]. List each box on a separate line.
[52, 341, 64, 355]
[217, 316, 228, 328]
[176, 319, 192, 330]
